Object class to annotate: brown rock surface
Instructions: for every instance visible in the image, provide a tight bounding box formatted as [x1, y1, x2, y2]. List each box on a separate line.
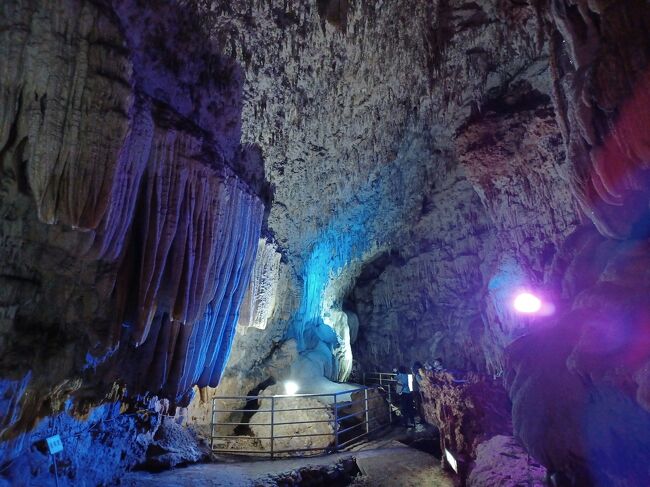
[420, 371, 512, 471]
[249, 385, 335, 456]
[468, 435, 547, 487]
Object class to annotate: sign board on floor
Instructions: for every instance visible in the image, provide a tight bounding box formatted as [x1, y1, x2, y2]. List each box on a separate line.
[46, 435, 63, 454]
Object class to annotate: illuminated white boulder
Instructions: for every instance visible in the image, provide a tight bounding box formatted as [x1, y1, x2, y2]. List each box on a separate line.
[249, 384, 335, 455]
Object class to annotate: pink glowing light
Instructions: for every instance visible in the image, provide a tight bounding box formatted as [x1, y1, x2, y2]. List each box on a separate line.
[513, 292, 542, 314]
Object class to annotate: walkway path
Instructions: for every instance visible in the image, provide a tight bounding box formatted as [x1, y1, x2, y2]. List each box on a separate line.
[122, 427, 454, 486]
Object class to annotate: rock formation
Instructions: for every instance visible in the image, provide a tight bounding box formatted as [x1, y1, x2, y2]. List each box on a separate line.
[1, 0, 650, 485]
[237, 239, 282, 331]
[1, 0, 266, 482]
[468, 435, 547, 487]
[249, 384, 335, 456]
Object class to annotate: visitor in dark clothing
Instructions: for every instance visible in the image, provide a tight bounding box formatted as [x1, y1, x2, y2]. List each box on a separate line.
[395, 365, 416, 427]
[412, 361, 425, 422]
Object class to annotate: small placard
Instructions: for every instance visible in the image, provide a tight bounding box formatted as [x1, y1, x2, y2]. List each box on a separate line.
[46, 435, 63, 454]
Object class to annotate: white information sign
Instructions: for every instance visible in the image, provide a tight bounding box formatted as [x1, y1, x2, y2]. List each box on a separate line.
[46, 435, 63, 454]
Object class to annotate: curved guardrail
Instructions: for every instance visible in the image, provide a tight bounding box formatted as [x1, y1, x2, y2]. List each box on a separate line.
[210, 386, 390, 458]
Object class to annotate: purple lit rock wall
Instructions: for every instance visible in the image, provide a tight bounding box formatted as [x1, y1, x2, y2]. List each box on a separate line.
[197, 2, 649, 483]
[345, 1, 650, 485]
[1, 0, 266, 482]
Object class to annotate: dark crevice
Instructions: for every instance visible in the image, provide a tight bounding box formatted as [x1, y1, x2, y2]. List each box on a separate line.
[316, 0, 349, 32]
[233, 377, 276, 435]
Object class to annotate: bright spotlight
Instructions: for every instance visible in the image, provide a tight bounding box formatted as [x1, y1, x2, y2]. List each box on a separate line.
[284, 381, 299, 395]
[513, 292, 542, 314]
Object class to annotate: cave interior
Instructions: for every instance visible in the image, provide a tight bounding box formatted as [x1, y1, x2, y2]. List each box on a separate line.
[1, 0, 650, 486]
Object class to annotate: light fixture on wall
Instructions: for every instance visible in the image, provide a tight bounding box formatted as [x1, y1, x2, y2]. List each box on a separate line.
[445, 448, 459, 474]
[513, 292, 542, 314]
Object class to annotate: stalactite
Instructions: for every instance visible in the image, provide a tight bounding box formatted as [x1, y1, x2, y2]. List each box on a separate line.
[0, 0, 269, 421]
[206, 195, 262, 387]
[237, 239, 282, 331]
[195, 190, 248, 387]
[547, 1, 650, 238]
[3, 0, 135, 229]
[100, 183, 266, 401]
[132, 137, 190, 345]
[207, 199, 263, 387]
[151, 318, 182, 393]
[87, 101, 153, 261]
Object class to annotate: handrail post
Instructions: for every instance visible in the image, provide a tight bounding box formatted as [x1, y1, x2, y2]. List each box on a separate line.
[379, 374, 383, 388]
[333, 393, 339, 451]
[270, 396, 275, 459]
[364, 388, 369, 435]
[210, 397, 215, 451]
[387, 382, 392, 422]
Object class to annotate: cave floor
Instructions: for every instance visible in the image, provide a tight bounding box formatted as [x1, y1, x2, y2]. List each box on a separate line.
[122, 426, 454, 486]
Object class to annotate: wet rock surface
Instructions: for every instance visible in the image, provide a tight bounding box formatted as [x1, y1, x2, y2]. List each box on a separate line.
[420, 371, 512, 474]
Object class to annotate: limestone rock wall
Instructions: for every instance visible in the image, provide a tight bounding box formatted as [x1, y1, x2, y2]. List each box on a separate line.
[352, 84, 580, 373]
[545, 0, 650, 239]
[500, 3, 650, 484]
[0, 0, 266, 482]
[2, 0, 650, 484]
[505, 227, 650, 486]
[345, 2, 650, 484]
[352, 161, 493, 372]
[192, 0, 549, 383]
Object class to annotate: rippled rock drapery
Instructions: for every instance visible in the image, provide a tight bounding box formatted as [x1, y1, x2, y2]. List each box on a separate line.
[546, 0, 650, 239]
[237, 239, 282, 332]
[0, 0, 266, 481]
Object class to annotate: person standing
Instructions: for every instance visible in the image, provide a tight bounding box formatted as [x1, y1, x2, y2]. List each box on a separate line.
[412, 361, 425, 423]
[395, 365, 416, 427]
[432, 357, 445, 372]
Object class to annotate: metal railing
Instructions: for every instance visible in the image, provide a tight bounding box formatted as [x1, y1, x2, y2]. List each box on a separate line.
[210, 386, 390, 458]
[362, 372, 397, 411]
[362, 372, 397, 389]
